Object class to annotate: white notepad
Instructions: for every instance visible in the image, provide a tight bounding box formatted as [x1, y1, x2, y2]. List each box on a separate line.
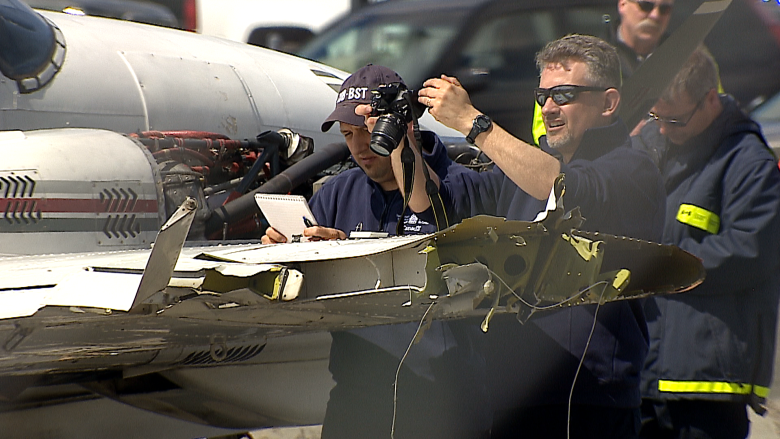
[254, 194, 317, 243]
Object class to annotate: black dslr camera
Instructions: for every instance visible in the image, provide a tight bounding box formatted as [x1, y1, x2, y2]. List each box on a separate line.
[369, 83, 426, 156]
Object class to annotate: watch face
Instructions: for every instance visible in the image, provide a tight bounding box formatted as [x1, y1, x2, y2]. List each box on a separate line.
[467, 114, 491, 144]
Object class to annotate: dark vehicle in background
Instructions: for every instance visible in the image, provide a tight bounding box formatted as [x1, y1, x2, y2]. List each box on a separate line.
[22, 0, 178, 27]
[298, 0, 780, 143]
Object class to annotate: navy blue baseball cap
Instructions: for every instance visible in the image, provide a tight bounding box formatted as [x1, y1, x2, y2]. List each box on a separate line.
[321, 64, 405, 132]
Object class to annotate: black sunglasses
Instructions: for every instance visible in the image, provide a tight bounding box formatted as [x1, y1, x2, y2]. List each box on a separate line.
[534, 85, 610, 107]
[647, 97, 705, 127]
[629, 0, 673, 15]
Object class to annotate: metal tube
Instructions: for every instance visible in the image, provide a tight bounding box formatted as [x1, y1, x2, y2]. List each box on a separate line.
[204, 142, 349, 236]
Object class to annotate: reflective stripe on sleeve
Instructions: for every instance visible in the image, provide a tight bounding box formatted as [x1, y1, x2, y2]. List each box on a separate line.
[676, 204, 720, 234]
[658, 380, 769, 398]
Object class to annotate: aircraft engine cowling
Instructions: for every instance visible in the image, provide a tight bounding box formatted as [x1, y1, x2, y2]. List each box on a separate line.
[0, 129, 168, 255]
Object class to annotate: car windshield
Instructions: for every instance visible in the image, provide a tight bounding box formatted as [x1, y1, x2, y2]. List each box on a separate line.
[298, 8, 467, 86]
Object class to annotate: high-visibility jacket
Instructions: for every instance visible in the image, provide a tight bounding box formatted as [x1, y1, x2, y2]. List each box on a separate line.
[633, 95, 780, 412]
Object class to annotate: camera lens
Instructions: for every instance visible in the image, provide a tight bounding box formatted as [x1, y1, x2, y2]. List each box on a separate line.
[370, 114, 406, 156]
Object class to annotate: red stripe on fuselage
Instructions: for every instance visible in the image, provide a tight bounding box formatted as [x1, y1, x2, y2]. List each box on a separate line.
[0, 198, 159, 213]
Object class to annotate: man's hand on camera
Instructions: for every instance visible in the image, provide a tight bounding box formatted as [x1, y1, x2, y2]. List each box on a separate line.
[304, 226, 347, 241]
[356, 104, 378, 131]
[419, 75, 480, 136]
[355, 103, 409, 152]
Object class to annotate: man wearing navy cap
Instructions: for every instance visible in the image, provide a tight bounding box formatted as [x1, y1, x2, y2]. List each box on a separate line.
[262, 64, 489, 439]
[263, 64, 453, 241]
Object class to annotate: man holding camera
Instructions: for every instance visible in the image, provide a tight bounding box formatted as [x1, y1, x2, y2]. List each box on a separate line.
[262, 64, 489, 439]
[261, 65, 451, 242]
[371, 34, 665, 438]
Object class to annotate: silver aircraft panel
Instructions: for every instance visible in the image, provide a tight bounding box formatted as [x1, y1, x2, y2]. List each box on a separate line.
[0, 11, 347, 148]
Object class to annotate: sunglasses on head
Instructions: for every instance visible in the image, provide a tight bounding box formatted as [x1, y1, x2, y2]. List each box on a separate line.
[534, 85, 610, 107]
[629, 0, 673, 15]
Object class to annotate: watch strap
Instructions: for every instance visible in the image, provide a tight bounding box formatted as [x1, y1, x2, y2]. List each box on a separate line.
[466, 114, 491, 144]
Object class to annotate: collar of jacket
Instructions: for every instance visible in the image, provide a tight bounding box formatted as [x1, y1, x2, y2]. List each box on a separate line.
[540, 118, 630, 163]
[671, 95, 757, 158]
[659, 95, 764, 192]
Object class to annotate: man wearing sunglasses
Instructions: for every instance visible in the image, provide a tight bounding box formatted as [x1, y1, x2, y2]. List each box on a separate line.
[371, 34, 665, 439]
[633, 48, 780, 439]
[532, 0, 674, 144]
[617, 0, 674, 75]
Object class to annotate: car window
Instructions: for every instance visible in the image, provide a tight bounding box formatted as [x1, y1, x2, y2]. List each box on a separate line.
[455, 12, 555, 82]
[299, 9, 465, 83]
[560, 7, 614, 41]
[453, 6, 614, 84]
[443, 5, 617, 142]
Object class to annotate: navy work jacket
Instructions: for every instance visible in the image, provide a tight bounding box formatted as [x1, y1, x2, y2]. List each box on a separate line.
[310, 130, 456, 236]
[440, 119, 666, 409]
[311, 131, 473, 378]
[635, 96, 780, 410]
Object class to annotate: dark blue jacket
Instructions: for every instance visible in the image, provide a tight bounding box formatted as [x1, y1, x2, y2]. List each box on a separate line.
[634, 96, 780, 409]
[310, 131, 456, 236]
[440, 119, 666, 409]
[316, 132, 491, 435]
[312, 131, 474, 377]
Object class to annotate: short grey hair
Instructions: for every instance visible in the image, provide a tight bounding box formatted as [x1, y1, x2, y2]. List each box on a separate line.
[659, 46, 718, 103]
[535, 34, 622, 90]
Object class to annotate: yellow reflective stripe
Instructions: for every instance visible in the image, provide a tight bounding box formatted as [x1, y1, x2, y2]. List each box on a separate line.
[658, 380, 769, 398]
[676, 204, 720, 234]
[532, 102, 546, 146]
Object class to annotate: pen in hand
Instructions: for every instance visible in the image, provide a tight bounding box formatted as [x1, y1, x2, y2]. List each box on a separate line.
[303, 216, 315, 228]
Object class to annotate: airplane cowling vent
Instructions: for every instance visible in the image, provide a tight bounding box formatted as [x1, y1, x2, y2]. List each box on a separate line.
[0, 174, 37, 198]
[177, 344, 265, 366]
[99, 187, 139, 212]
[4, 199, 42, 224]
[92, 181, 160, 247]
[102, 214, 141, 238]
[0, 173, 42, 224]
[99, 186, 143, 238]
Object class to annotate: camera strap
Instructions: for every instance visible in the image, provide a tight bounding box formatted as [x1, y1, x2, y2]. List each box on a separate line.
[397, 146, 416, 236]
[396, 123, 449, 236]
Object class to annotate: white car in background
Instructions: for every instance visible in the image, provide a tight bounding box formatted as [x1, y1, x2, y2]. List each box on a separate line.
[199, 0, 350, 49]
[151, 0, 353, 52]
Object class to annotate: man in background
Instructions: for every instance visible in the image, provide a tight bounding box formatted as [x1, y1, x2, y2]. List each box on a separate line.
[614, 0, 675, 75]
[634, 47, 780, 439]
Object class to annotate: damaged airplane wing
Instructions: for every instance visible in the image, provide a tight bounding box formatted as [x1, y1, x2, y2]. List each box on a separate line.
[0, 196, 704, 382]
[0, 194, 704, 432]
